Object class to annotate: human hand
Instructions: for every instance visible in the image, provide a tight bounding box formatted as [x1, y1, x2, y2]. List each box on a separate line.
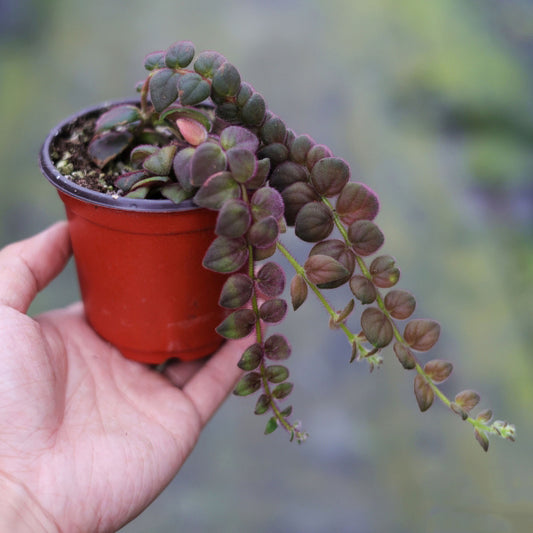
[0, 222, 247, 532]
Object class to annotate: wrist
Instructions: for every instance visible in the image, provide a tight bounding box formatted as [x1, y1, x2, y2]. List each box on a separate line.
[0, 472, 59, 533]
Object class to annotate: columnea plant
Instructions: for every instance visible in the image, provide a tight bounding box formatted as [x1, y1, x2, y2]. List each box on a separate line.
[59, 40, 515, 449]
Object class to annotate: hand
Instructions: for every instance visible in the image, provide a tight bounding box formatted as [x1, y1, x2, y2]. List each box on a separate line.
[0, 222, 247, 532]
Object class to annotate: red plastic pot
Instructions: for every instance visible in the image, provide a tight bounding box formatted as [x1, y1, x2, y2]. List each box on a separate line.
[40, 102, 227, 364]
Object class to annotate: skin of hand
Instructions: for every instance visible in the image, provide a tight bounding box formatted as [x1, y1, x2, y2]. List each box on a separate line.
[0, 222, 249, 532]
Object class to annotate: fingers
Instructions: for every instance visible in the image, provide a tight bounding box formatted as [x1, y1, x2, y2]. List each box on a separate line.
[180, 337, 252, 427]
[0, 222, 71, 313]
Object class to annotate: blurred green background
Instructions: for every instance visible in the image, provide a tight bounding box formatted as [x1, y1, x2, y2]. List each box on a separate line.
[1, 0, 532, 531]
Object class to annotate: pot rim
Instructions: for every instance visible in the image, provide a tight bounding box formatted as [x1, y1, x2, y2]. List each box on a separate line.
[39, 99, 198, 213]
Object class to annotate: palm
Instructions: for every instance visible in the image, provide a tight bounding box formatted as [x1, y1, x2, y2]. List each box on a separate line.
[0, 223, 245, 531]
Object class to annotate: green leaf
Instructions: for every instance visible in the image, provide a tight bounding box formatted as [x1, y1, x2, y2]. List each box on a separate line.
[190, 142, 227, 187]
[310, 157, 350, 197]
[194, 50, 226, 77]
[88, 131, 133, 168]
[149, 68, 180, 112]
[265, 365, 289, 383]
[348, 220, 384, 257]
[254, 394, 271, 415]
[130, 175, 171, 192]
[193, 171, 240, 210]
[216, 309, 256, 339]
[130, 144, 159, 168]
[250, 187, 285, 221]
[212, 62, 241, 97]
[233, 372, 261, 396]
[95, 105, 141, 134]
[259, 299, 287, 323]
[178, 72, 211, 106]
[114, 171, 147, 193]
[215, 199, 251, 238]
[269, 161, 309, 193]
[304, 254, 349, 286]
[240, 92, 266, 126]
[202, 236, 249, 273]
[160, 183, 192, 204]
[260, 115, 287, 145]
[264, 334, 291, 360]
[165, 40, 195, 68]
[219, 273, 254, 309]
[360, 307, 393, 348]
[336, 182, 380, 225]
[220, 126, 259, 153]
[404, 319, 441, 352]
[264, 417, 278, 434]
[294, 202, 334, 242]
[272, 382, 293, 399]
[290, 274, 308, 311]
[238, 343, 264, 371]
[143, 145, 177, 176]
[144, 51, 165, 71]
[256, 262, 285, 297]
[414, 374, 434, 412]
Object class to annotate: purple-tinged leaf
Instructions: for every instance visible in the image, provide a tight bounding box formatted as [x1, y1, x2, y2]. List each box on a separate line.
[306, 144, 333, 170]
[149, 68, 180, 112]
[474, 429, 489, 452]
[160, 183, 192, 204]
[477, 409, 493, 424]
[130, 175, 171, 192]
[95, 105, 141, 134]
[404, 319, 441, 352]
[257, 142, 289, 166]
[227, 148, 257, 183]
[424, 359, 453, 383]
[384, 290, 416, 320]
[240, 92, 266, 126]
[294, 202, 334, 242]
[215, 199, 251, 238]
[414, 374, 434, 412]
[349, 275, 377, 304]
[125, 186, 150, 199]
[290, 134, 315, 164]
[212, 62, 241, 97]
[190, 142, 227, 187]
[216, 308, 256, 339]
[348, 220, 384, 257]
[290, 274, 308, 311]
[265, 365, 289, 383]
[178, 72, 211, 106]
[281, 182, 320, 226]
[310, 157, 350, 197]
[233, 372, 261, 396]
[254, 394, 271, 415]
[264, 334, 291, 360]
[173, 147, 195, 191]
[455, 390, 480, 413]
[336, 182, 380, 225]
[219, 273, 254, 308]
[220, 125, 259, 153]
[160, 105, 212, 131]
[114, 170, 147, 193]
[246, 158, 270, 189]
[256, 262, 285, 297]
[272, 382, 293, 399]
[393, 342, 416, 370]
[144, 50, 165, 71]
[165, 40, 195, 68]
[193, 171, 240, 210]
[202, 236, 249, 273]
[247, 216, 279, 249]
[250, 187, 285, 222]
[370, 255, 400, 288]
[238, 343, 264, 371]
[260, 115, 287, 145]
[88, 131, 133, 168]
[361, 307, 393, 348]
[450, 402, 469, 420]
[304, 254, 350, 286]
[259, 299, 287, 323]
[143, 145, 177, 176]
[309, 239, 355, 288]
[269, 161, 309, 192]
[253, 242, 277, 261]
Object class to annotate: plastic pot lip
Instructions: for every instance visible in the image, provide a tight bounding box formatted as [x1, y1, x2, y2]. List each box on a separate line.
[39, 99, 198, 213]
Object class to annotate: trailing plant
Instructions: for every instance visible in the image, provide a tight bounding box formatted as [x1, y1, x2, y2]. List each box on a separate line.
[60, 40, 514, 449]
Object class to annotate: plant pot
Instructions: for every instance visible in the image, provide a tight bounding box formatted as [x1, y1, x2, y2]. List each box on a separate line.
[39, 102, 227, 364]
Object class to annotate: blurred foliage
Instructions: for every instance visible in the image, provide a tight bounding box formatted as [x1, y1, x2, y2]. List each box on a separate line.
[1, 0, 532, 532]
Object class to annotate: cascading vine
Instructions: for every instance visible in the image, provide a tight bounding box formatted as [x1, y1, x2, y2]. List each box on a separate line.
[86, 40, 515, 449]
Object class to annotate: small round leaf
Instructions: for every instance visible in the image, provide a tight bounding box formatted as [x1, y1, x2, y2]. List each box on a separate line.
[256, 262, 285, 297]
[384, 290, 416, 320]
[265, 365, 289, 383]
[404, 319, 441, 352]
[361, 307, 393, 348]
[336, 182, 380, 225]
[310, 157, 350, 197]
[259, 299, 288, 323]
[219, 273, 254, 308]
[349, 275, 377, 304]
[238, 343, 264, 371]
[348, 220, 384, 257]
[264, 334, 291, 360]
[414, 374, 434, 412]
[290, 274, 308, 311]
[202, 236, 249, 273]
[424, 360, 453, 384]
[233, 372, 261, 396]
[295, 202, 334, 242]
[216, 309, 256, 339]
[215, 199, 251, 238]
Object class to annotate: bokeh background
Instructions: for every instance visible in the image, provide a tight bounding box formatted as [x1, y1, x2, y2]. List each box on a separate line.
[1, 0, 532, 531]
